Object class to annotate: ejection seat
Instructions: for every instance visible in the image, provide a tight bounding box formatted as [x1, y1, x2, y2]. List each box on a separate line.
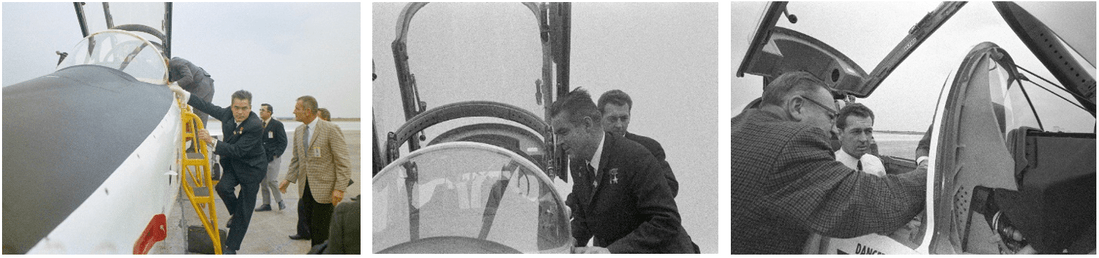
[981, 127, 1096, 253]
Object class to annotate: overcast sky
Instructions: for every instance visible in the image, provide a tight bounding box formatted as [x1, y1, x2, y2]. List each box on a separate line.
[3, 2, 361, 119]
[372, 2, 719, 252]
[732, 2, 1095, 132]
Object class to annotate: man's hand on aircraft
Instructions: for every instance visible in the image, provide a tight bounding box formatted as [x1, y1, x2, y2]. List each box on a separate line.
[168, 84, 186, 98]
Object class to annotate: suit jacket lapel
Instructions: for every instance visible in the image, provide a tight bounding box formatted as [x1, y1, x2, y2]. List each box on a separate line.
[224, 122, 238, 143]
[586, 134, 614, 207]
[309, 121, 323, 150]
[297, 125, 307, 158]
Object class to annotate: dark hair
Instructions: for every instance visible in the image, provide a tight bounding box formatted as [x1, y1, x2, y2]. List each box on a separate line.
[231, 90, 252, 104]
[597, 89, 633, 112]
[550, 88, 602, 126]
[261, 103, 273, 113]
[318, 108, 331, 121]
[761, 71, 828, 107]
[297, 95, 318, 113]
[836, 102, 875, 130]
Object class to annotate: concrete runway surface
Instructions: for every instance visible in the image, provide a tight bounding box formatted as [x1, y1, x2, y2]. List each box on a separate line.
[153, 130, 361, 254]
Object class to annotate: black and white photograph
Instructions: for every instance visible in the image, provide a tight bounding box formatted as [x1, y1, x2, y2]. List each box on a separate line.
[3, 2, 361, 254]
[730, 1, 1095, 254]
[372, 2, 718, 254]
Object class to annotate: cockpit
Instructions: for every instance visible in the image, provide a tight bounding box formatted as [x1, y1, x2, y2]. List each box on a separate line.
[373, 142, 572, 253]
[58, 30, 168, 84]
[56, 2, 171, 85]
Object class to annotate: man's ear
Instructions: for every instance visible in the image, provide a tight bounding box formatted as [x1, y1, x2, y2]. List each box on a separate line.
[581, 116, 594, 130]
[786, 96, 805, 120]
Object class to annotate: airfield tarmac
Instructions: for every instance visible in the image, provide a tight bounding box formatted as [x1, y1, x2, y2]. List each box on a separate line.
[152, 130, 362, 254]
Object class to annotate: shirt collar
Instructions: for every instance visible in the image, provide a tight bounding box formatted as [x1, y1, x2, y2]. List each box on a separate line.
[305, 117, 319, 129]
[843, 148, 862, 159]
[835, 148, 855, 164]
[262, 117, 272, 125]
[234, 113, 248, 125]
[589, 132, 606, 173]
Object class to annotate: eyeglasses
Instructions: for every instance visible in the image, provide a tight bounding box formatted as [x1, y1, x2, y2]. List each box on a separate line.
[798, 95, 838, 121]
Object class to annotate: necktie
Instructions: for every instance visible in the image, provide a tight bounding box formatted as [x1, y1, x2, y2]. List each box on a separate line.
[302, 124, 310, 153]
[857, 160, 863, 171]
[263, 121, 268, 129]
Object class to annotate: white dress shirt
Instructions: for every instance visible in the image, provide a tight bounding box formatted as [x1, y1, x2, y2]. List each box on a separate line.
[303, 117, 319, 148]
[587, 133, 606, 186]
[835, 149, 886, 177]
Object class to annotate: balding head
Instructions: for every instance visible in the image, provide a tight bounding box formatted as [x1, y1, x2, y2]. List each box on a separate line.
[759, 71, 838, 132]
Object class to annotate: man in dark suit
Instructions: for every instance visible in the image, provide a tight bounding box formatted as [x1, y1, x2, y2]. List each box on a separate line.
[323, 198, 360, 254]
[729, 71, 926, 253]
[255, 103, 288, 211]
[597, 89, 678, 196]
[170, 85, 266, 254]
[169, 57, 215, 125]
[552, 88, 696, 253]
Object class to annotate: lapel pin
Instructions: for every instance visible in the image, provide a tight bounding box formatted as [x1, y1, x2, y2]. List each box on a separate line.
[609, 168, 619, 184]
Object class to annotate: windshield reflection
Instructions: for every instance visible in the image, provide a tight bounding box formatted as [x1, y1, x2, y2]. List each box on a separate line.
[373, 142, 571, 253]
[57, 31, 168, 84]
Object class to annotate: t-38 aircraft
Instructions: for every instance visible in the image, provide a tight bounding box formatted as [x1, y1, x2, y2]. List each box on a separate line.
[372, 2, 575, 253]
[4, 2, 223, 254]
[736, 1, 1094, 254]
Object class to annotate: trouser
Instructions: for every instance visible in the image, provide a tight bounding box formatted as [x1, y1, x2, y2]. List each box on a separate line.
[296, 197, 311, 238]
[258, 156, 283, 205]
[303, 183, 333, 247]
[215, 171, 260, 251]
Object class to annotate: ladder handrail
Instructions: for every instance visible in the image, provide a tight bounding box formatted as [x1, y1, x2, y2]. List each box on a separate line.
[177, 97, 222, 254]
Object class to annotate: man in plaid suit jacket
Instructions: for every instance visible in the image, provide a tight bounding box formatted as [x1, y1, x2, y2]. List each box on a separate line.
[729, 72, 926, 253]
[280, 95, 352, 247]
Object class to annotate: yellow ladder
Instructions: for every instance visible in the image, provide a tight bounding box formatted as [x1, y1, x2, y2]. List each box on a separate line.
[177, 98, 222, 254]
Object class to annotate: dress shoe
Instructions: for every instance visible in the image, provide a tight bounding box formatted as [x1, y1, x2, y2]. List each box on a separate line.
[289, 234, 310, 240]
[277, 201, 286, 211]
[254, 204, 272, 211]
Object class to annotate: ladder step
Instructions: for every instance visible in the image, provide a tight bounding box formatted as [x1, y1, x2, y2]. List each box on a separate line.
[179, 104, 223, 254]
[192, 186, 212, 197]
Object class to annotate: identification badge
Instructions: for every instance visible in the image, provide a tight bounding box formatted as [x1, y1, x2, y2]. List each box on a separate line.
[312, 147, 321, 157]
[268, 131, 274, 138]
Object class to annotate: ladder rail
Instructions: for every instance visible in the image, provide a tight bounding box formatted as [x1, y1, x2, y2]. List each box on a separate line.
[177, 98, 222, 254]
